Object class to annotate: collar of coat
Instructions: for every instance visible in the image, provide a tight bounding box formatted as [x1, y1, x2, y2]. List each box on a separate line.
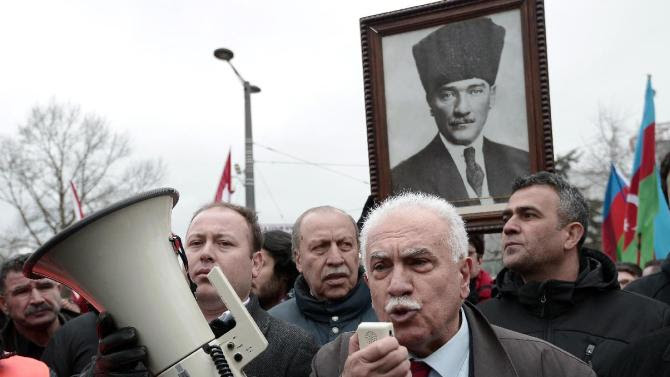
[294, 268, 373, 323]
[493, 248, 618, 319]
[463, 302, 519, 377]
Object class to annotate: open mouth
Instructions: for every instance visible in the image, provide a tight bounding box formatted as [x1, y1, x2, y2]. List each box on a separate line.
[388, 307, 419, 323]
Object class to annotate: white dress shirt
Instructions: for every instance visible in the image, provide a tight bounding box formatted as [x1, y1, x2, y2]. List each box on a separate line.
[439, 132, 494, 205]
[217, 296, 251, 323]
[412, 308, 470, 377]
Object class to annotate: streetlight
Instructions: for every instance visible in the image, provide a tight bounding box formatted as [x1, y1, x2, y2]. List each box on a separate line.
[213, 47, 260, 211]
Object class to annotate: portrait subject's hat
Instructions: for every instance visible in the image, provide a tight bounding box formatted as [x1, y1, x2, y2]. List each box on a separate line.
[412, 17, 505, 94]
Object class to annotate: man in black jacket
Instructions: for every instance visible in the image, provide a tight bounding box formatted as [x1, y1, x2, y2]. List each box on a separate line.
[0, 254, 78, 360]
[625, 255, 670, 305]
[478, 172, 670, 377]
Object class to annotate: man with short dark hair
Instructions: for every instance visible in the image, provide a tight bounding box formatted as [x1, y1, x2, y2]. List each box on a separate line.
[392, 17, 529, 206]
[252, 230, 299, 310]
[270, 206, 377, 345]
[311, 192, 595, 377]
[478, 172, 670, 376]
[615, 262, 642, 289]
[0, 253, 78, 360]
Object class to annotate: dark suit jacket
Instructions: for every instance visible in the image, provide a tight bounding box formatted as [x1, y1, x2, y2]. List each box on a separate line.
[234, 296, 319, 377]
[391, 135, 529, 206]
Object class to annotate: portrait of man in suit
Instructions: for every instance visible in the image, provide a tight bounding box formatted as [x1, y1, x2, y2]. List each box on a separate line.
[390, 16, 530, 207]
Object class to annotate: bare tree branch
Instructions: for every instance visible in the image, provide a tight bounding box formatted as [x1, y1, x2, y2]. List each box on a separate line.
[0, 100, 165, 254]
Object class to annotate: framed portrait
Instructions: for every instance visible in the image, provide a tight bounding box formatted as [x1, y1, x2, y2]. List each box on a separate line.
[360, 0, 554, 231]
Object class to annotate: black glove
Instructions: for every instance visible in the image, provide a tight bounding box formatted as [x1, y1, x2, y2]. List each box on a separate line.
[79, 312, 151, 377]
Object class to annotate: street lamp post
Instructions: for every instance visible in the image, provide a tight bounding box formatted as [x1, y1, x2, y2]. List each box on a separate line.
[214, 48, 260, 211]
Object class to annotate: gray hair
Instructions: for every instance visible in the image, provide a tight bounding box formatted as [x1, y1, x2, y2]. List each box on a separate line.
[359, 192, 468, 272]
[512, 172, 589, 247]
[291, 206, 359, 259]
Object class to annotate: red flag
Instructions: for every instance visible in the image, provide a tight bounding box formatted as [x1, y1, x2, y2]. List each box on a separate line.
[68, 180, 91, 312]
[214, 149, 235, 202]
[70, 180, 85, 220]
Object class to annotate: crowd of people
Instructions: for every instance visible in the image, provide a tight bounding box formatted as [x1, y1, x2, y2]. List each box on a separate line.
[5, 9, 670, 376]
[0, 171, 669, 376]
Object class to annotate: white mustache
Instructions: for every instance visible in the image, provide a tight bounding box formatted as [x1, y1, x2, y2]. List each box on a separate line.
[321, 265, 351, 279]
[385, 296, 422, 313]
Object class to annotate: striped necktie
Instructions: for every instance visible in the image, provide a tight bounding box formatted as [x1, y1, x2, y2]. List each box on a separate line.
[464, 146, 484, 196]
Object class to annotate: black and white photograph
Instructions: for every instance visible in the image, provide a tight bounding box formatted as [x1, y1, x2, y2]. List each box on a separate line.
[361, 0, 554, 229]
[386, 11, 529, 207]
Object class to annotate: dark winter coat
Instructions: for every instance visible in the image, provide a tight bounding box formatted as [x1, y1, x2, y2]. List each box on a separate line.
[41, 312, 97, 377]
[478, 249, 670, 377]
[606, 326, 670, 377]
[625, 256, 670, 305]
[269, 270, 378, 345]
[311, 303, 596, 377]
[0, 308, 78, 360]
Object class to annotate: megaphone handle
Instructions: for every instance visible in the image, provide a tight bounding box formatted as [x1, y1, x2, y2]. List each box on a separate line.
[169, 234, 198, 293]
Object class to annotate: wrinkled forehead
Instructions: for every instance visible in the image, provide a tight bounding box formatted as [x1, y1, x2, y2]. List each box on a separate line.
[506, 185, 560, 212]
[187, 207, 251, 237]
[301, 210, 357, 237]
[365, 210, 448, 252]
[3, 271, 54, 289]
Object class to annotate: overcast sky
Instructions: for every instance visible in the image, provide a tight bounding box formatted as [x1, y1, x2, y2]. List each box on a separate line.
[1, 0, 669, 239]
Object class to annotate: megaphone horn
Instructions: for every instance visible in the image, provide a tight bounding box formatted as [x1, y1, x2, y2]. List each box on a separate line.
[24, 188, 267, 376]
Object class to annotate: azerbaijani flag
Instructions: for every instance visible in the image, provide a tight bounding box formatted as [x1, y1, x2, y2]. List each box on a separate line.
[621, 76, 670, 265]
[601, 165, 629, 261]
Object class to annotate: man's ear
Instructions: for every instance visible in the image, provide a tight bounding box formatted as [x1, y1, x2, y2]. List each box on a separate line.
[564, 222, 585, 250]
[252, 251, 263, 279]
[460, 258, 472, 300]
[294, 250, 303, 273]
[489, 84, 497, 109]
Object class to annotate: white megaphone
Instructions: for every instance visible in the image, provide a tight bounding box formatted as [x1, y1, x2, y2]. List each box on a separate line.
[24, 188, 268, 377]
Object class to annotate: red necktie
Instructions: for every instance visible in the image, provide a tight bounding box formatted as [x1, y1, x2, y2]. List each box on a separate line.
[410, 360, 431, 377]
